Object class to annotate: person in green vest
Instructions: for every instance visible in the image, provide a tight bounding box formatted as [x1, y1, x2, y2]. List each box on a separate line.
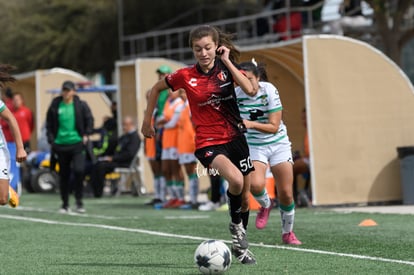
[46, 80, 94, 214]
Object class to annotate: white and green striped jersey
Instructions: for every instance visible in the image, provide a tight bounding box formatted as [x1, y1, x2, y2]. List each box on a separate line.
[0, 100, 6, 148]
[235, 81, 288, 146]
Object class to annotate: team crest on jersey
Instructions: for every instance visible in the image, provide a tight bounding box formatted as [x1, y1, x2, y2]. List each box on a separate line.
[217, 70, 227, 82]
[259, 95, 268, 105]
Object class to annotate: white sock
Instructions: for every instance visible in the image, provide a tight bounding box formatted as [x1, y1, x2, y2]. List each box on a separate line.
[159, 177, 166, 201]
[154, 177, 161, 200]
[189, 176, 199, 204]
[280, 208, 295, 234]
[253, 188, 271, 208]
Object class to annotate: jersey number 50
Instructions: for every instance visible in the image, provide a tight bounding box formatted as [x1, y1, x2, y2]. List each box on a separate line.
[239, 157, 253, 173]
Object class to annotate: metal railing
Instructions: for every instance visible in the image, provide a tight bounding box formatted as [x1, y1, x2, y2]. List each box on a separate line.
[120, 1, 325, 63]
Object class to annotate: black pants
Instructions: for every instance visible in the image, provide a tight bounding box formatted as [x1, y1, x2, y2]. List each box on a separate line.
[54, 142, 86, 208]
[90, 161, 117, 198]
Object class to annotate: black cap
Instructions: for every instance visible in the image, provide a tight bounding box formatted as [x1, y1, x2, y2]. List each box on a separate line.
[62, 80, 76, 91]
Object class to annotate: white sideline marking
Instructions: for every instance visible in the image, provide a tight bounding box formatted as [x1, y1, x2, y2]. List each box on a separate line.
[1, 214, 414, 267]
[16, 206, 140, 220]
[17, 206, 210, 220]
[164, 215, 210, 219]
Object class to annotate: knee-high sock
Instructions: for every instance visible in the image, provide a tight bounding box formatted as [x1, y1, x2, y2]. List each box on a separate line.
[241, 210, 250, 230]
[159, 176, 166, 201]
[252, 188, 271, 208]
[227, 190, 242, 225]
[188, 173, 199, 204]
[174, 180, 185, 200]
[279, 202, 295, 234]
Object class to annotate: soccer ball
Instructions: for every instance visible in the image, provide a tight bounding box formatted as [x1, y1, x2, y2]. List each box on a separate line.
[194, 240, 232, 274]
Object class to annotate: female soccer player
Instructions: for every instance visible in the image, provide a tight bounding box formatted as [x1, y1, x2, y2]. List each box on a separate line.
[142, 25, 256, 264]
[0, 64, 27, 208]
[235, 60, 302, 245]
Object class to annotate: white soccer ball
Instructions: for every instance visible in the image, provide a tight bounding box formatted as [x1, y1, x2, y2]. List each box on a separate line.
[194, 240, 232, 274]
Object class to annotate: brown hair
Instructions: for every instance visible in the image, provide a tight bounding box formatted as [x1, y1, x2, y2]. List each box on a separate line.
[239, 60, 269, 82]
[188, 25, 240, 62]
[0, 64, 16, 88]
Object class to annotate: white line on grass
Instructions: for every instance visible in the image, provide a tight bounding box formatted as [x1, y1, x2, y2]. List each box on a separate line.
[1, 214, 414, 267]
[164, 215, 210, 219]
[16, 206, 141, 220]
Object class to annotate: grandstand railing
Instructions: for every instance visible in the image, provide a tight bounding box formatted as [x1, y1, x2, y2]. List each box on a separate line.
[120, 2, 325, 63]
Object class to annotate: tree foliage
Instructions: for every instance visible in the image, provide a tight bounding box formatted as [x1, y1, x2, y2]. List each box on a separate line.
[0, 0, 118, 81]
[365, 0, 414, 65]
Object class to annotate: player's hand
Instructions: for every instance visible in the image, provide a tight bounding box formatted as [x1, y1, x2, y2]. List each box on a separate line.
[16, 148, 27, 163]
[216, 46, 230, 62]
[141, 121, 155, 138]
[243, 119, 253, 129]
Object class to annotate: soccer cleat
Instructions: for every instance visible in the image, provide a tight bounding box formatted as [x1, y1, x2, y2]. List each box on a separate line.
[8, 186, 19, 208]
[231, 246, 256, 265]
[229, 222, 248, 250]
[144, 198, 163, 206]
[216, 203, 229, 212]
[170, 199, 186, 208]
[198, 201, 220, 211]
[282, 231, 302, 245]
[162, 198, 178, 209]
[75, 206, 86, 214]
[59, 207, 71, 214]
[256, 206, 272, 229]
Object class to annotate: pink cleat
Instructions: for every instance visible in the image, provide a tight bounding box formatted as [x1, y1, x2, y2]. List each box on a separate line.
[282, 231, 302, 245]
[255, 206, 271, 229]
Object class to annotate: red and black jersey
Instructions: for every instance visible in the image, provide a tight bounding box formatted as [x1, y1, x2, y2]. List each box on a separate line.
[166, 59, 244, 149]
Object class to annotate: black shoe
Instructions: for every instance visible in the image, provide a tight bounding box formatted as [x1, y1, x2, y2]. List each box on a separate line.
[144, 198, 163, 206]
[231, 246, 256, 265]
[229, 222, 248, 250]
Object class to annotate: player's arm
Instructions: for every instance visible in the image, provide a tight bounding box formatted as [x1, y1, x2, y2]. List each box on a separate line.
[218, 46, 254, 96]
[243, 110, 281, 134]
[141, 79, 169, 138]
[0, 107, 27, 162]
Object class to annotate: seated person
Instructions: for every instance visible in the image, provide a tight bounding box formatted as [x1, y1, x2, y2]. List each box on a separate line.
[83, 116, 118, 184]
[92, 116, 118, 158]
[90, 116, 141, 198]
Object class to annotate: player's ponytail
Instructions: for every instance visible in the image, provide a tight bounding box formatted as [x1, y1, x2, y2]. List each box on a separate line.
[216, 28, 240, 63]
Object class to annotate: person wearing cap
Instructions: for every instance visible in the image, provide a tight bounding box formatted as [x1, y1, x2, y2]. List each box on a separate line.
[46, 80, 94, 213]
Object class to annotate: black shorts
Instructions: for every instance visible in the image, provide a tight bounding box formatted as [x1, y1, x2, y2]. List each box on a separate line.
[195, 136, 254, 176]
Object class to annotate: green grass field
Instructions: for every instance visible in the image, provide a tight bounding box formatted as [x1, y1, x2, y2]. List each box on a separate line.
[1, 193, 413, 275]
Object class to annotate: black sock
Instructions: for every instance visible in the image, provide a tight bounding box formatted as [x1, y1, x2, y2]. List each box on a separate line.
[227, 190, 242, 224]
[241, 210, 250, 230]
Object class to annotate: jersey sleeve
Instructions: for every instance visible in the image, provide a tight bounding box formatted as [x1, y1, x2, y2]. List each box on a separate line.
[0, 100, 6, 113]
[265, 82, 283, 113]
[165, 69, 183, 91]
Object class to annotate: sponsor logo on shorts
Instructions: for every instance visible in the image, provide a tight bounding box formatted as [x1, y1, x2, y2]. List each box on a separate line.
[196, 163, 220, 178]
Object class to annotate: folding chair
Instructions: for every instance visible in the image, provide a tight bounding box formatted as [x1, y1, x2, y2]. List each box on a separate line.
[112, 151, 146, 196]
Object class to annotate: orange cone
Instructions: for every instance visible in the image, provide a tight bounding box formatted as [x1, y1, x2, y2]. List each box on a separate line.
[358, 219, 378, 227]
